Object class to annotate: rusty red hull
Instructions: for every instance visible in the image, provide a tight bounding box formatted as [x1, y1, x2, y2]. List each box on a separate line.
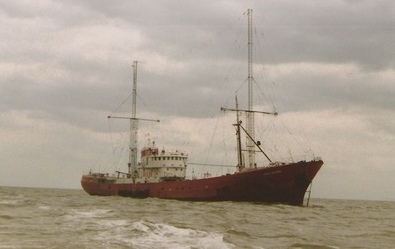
[81, 160, 323, 205]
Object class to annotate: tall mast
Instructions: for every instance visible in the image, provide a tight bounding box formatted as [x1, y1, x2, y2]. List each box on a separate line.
[108, 61, 159, 177]
[221, 9, 277, 169]
[129, 61, 138, 175]
[246, 9, 255, 168]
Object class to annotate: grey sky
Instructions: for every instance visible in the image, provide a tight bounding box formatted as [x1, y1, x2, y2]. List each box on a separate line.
[1, 0, 394, 201]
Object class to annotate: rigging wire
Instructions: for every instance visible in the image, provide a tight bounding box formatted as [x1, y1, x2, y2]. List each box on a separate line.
[111, 92, 132, 114]
[103, 118, 128, 172]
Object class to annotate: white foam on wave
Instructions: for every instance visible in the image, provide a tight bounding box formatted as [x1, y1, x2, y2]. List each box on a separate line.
[95, 220, 234, 249]
[64, 208, 113, 220]
[0, 199, 20, 205]
[38, 205, 51, 211]
[97, 219, 129, 228]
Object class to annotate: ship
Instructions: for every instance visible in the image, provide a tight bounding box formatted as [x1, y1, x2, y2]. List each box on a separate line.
[81, 9, 323, 205]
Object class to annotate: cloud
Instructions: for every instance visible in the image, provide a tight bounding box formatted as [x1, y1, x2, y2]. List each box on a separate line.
[256, 0, 395, 70]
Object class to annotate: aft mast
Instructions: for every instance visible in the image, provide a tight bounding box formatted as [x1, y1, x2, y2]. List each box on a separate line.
[235, 96, 244, 171]
[221, 9, 277, 171]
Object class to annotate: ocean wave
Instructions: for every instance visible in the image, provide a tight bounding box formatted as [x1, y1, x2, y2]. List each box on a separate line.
[0, 214, 13, 220]
[94, 219, 235, 249]
[289, 243, 340, 249]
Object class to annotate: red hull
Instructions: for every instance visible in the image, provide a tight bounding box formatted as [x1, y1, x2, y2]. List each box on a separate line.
[81, 160, 323, 205]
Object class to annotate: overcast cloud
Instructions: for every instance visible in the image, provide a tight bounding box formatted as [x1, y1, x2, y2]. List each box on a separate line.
[1, 0, 394, 201]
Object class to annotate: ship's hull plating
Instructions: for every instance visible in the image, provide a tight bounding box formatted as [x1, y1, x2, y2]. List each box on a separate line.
[81, 160, 323, 205]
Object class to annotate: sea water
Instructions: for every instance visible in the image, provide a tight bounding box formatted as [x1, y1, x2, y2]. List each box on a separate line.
[0, 186, 394, 249]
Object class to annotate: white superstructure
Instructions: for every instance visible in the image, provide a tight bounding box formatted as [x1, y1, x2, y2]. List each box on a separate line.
[136, 143, 188, 183]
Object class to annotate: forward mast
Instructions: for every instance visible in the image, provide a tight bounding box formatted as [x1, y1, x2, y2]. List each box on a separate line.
[246, 8, 255, 169]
